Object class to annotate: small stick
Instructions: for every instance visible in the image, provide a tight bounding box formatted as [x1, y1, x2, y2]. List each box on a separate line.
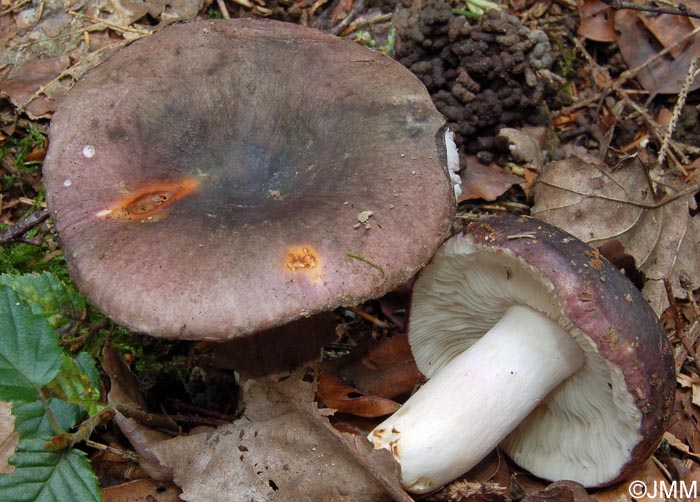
[0, 208, 49, 245]
[68, 11, 153, 35]
[602, 0, 700, 20]
[216, 0, 232, 17]
[330, 0, 366, 36]
[84, 439, 139, 462]
[348, 306, 390, 330]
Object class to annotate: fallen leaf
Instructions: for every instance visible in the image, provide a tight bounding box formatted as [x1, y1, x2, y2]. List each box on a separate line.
[459, 157, 525, 202]
[615, 7, 700, 94]
[102, 478, 181, 502]
[1, 0, 203, 118]
[103, 345, 173, 481]
[663, 431, 700, 461]
[668, 386, 700, 458]
[532, 155, 700, 314]
[316, 371, 400, 418]
[0, 55, 70, 118]
[0, 402, 17, 474]
[578, 0, 618, 42]
[499, 128, 545, 172]
[523, 480, 595, 502]
[150, 368, 410, 502]
[331, 333, 424, 401]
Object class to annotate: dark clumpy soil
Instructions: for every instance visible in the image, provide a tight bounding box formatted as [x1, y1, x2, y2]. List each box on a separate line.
[392, 1, 558, 164]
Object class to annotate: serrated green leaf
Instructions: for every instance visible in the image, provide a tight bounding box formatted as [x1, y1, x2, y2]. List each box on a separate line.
[0, 438, 101, 502]
[13, 400, 82, 439]
[45, 355, 102, 416]
[0, 287, 62, 402]
[0, 273, 85, 335]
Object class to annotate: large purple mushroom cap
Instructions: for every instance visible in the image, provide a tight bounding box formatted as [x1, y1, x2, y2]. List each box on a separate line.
[43, 19, 457, 340]
[409, 214, 674, 487]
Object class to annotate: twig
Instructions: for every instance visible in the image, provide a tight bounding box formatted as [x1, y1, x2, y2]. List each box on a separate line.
[532, 180, 699, 209]
[68, 10, 153, 35]
[347, 306, 390, 329]
[46, 401, 180, 452]
[85, 439, 139, 462]
[0, 0, 30, 15]
[0, 208, 49, 245]
[342, 12, 393, 36]
[168, 400, 238, 423]
[620, 24, 700, 82]
[601, 0, 700, 20]
[658, 57, 697, 167]
[216, 0, 231, 17]
[330, 0, 366, 36]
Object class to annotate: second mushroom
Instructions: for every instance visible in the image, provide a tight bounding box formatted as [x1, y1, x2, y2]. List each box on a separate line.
[369, 215, 675, 494]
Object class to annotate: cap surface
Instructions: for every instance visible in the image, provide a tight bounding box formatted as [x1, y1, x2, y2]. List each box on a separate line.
[409, 214, 674, 486]
[44, 19, 456, 340]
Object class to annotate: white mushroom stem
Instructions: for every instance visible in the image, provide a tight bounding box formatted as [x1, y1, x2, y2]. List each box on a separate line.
[368, 304, 586, 494]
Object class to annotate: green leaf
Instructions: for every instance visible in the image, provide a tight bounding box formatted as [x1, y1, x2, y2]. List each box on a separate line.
[45, 355, 102, 416]
[0, 438, 101, 502]
[0, 287, 62, 402]
[13, 400, 82, 439]
[0, 273, 85, 334]
[74, 353, 101, 393]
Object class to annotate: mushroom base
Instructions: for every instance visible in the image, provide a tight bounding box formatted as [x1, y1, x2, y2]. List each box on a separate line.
[368, 305, 585, 493]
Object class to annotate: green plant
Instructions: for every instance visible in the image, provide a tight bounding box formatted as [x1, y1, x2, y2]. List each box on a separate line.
[453, 0, 501, 17]
[0, 272, 102, 502]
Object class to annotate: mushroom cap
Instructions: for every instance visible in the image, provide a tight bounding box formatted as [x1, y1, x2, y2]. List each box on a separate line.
[43, 19, 456, 340]
[409, 215, 674, 486]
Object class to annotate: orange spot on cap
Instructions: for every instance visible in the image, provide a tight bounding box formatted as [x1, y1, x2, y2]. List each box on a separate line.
[286, 246, 319, 271]
[285, 245, 324, 283]
[99, 178, 200, 222]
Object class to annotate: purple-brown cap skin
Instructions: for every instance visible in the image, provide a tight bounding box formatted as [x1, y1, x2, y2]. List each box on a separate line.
[43, 19, 456, 340]
[462, 214, 674, 484]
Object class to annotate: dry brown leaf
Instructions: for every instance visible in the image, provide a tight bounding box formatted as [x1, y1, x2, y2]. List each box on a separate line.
[0, 55, 70, 118]
[459, 157, 524, 202]
[663, 431, 700, 461]
[102, 478, 181, 502]
[577, 0, 618, 43]
[103, 345, 173, 481]
[668, 386, 700, 458]
[150, 368, 410, 502]
[615, 7, 700, 94]
[316, 371, 401, 418]
[499, 128, 545, 172]
[531, 155, 700, 314]
[523, 480, 595, 502]
[331, 333, 424, 401]
[1, 0, 202, 118]
[0, 401, 17, 474]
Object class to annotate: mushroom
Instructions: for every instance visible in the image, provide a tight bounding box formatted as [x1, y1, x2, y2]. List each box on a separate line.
[43, 19, 459, 340]
[369, 215, 675, 493]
